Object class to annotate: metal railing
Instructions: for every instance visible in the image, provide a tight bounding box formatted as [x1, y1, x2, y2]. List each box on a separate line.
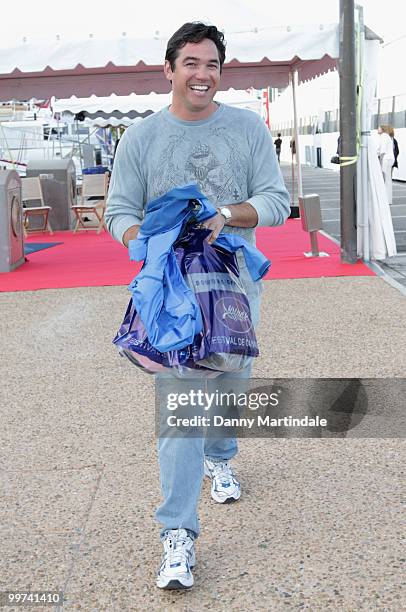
[271, 93, 406, 135]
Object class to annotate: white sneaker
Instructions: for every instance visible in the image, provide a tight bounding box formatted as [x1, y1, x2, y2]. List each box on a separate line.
[156, 528, 196, 589]
[204, 457, 241, 503]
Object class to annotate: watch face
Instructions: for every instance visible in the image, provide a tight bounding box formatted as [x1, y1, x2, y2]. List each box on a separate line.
[10, 195, 21, 237]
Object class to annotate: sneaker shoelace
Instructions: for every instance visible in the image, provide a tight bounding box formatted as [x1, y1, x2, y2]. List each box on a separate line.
[211, 461, 235, 486]
[165, 530, 191, 568]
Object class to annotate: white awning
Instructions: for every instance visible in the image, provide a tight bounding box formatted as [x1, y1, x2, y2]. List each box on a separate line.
[0, 24, 339, 100]
[84, 116, 143, 128]
[53, 89, 262, 119]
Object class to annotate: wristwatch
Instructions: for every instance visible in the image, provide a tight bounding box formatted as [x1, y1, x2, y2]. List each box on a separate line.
[218, 206, 232, 223]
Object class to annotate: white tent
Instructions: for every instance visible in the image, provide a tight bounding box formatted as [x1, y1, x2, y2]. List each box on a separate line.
[0, 21, 339, 211]
[54, 90, 263, 120]
[0, 17, 394, 261]
[0, 24, 338, 100]
[84, 116, 143, 129]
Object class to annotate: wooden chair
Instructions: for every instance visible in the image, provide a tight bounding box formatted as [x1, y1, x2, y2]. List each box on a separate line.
[71, 172, 109, 233]
[21, 177, 53, 236]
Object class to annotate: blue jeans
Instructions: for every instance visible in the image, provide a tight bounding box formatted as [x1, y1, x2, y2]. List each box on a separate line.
[155, 291, 260, 538]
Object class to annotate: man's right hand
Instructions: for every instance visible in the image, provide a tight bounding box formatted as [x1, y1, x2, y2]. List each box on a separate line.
[123, 225, 140, 248]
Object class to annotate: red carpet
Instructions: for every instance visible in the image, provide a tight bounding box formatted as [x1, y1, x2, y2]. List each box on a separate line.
[258, 220, 375, 280]
[0, 222, 374, 292]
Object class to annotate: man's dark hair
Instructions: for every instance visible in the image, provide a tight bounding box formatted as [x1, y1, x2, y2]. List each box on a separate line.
[277, 133, 281, 137]
[165, 22, 226, 72]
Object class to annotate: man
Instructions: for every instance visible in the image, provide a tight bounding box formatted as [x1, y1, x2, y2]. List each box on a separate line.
[274, 132, 282, 163]
[106, 22, 290, 590]
[290, 137, 296, 159]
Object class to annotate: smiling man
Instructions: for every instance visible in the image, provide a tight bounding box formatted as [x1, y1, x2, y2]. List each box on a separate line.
[164, 36, 221, 120]
[105, 22, 290, 590]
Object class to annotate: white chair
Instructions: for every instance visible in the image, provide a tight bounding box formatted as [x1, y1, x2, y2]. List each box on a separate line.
[71, 172, 109, 233]
[21, 177, 53, 236]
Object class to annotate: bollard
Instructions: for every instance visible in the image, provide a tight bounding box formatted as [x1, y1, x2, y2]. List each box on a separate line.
[298, 194, 329, 258]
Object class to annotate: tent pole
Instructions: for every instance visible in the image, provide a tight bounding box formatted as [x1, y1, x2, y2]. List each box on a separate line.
[75, 119, 83, 171]
[290, 70, 303, 201]
[339, 0, 358, 262]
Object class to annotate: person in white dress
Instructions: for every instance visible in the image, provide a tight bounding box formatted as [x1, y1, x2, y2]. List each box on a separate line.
[377, 125, 395, 205]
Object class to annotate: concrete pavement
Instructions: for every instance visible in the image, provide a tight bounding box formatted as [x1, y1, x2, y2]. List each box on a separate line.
[1, 276, 405, 610]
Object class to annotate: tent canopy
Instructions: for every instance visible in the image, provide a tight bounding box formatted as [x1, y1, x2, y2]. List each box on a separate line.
[0, 24, 339, 100]
[53, 89, 263, 120]
[84, 116, 143, 129]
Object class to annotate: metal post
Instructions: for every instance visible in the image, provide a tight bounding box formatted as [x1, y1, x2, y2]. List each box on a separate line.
[57, 115, 62, 158]
[310, 232, 320, 257]
[291, 70, 304, 199]
[339, 0, 358, 262]
[75, 119, 83, 171]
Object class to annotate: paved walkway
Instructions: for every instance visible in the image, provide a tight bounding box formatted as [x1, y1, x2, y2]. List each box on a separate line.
[281, 163, 406, 290]
[1, 274, 405, 610]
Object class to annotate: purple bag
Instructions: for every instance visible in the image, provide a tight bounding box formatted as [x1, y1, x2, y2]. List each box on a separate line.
[114, 227, 259, 377]
[113, 298, 215, 376]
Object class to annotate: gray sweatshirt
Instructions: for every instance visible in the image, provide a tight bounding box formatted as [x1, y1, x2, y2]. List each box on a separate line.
[105, 103, 290, 248]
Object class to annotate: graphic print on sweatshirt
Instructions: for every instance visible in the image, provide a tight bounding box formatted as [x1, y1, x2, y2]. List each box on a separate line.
[150, 127, 248, 204]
